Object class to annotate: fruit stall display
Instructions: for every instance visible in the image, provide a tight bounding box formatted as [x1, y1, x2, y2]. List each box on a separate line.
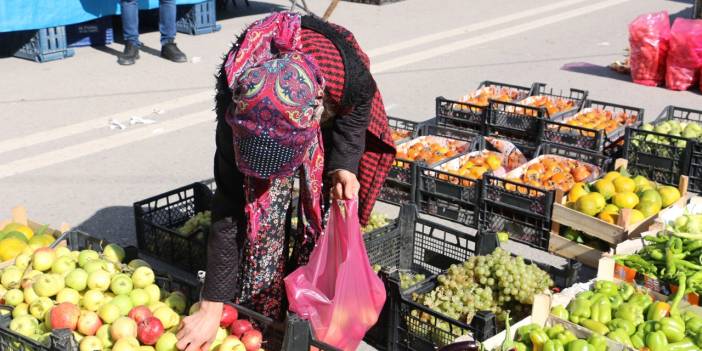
[625, 105, 702, 195]
[503, 155, 602, 194]
[0, 207, 67, 267]
[388, 116, 431, 144]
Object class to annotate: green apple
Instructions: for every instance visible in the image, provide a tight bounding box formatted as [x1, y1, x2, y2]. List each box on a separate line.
[140, 346, 156, 351]
[103, 244, 126, 263]
[96, 324, 114, 349]
[23, 285, 39, 304]
[51, 255, 76, 275]
[0, 285, 7, 300]
[111, 316, 138, 340]
[11, 303, 29, 318]
[87, 270, 111, 291]
[111, 294, 134, 316]
[29, 296, 53, 319]
[144, 284, 161, 305]
[1, 266, 23, 289]
[111, 274, 134, 295]
[54, 246, 71, 258]
[72, 331, 84, 344]
[4, 288, 23, 306]
[56, 288, 81, 305]
[129, 288, 150, 307]
[78, 250, 100, 268]
[127, 259, 151, 270]
[188, 302, 200, 315]
[82, 289, 105, 312]
[131, 267, 155, 289]
[70, 250, 80, 261]
[80, 335, 103, 351]
[84, 259, 108, 274]
[164, 292, 186, 314]
[98, 303, 121, 324]
[9, 315, 39, 337]
[155, 332, 178, 351]
[33, 273, 65, 297]
[148, 301, 167, 313]
[65, 268, 89, 291]
[113, 337, 140, 351]
[14, 253, 32, 270]
[105, 261, 120, 275]
[32, 248, 56, 272]
[152, 306, 179, 329]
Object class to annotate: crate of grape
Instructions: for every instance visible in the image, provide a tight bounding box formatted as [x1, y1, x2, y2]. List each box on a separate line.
[133, 180, 215, 274]
[486, 84, 588, 146]
[625, 105, 702, 195]
[435, 81, 538, 133]
[0, 206, 69, 270]
[543, 100, 644, 156]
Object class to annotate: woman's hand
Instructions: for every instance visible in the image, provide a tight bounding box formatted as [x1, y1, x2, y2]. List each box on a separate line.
[331, 170, 360, 200]
[176, 300, 223, 351]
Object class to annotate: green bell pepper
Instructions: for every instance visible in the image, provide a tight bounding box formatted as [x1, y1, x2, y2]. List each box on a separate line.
[608, 294, 623, 309]
[629, 292, 654, 310]
[557, 330, 577, 345]
[696, 332, 702, 348]
[641, 320, 661, 334]
[646, 330, 669, 351]
[631, 330, 645, 349]
[590, 297, 612, 324]
[547, 324, 565, 339]
[661, 316, 687, 343]
[614, 302, 644, 325]
[647, 301, 672, 321]
[576, 291, 594, 301]
[619, 283, 635, 301]
[566, 339, 593, 351]
[684, 311, 699, 323]
[580, 319, 609, 335]
[517, 323, 540, 344]
[594, 280, 619, 296]
[512, 342, 528, 351]
[607, 318, 635, 336]
[607, 328, 633, 346]
[587, 334, 607, 351]
[551, 305, 569, 320]
[687, 316, 702, 334]
[568, 298, 592, 324]
[530, 329, 549, 351]
[543, 340, 565, 351]
[669, 339, 700, 351]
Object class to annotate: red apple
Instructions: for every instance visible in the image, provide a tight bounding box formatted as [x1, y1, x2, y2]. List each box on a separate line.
[128, 305, 153, 324]
[77, 310, 102, 336]
[137, 316, 164, 346]
[220, 305, 238, 328]
[241, 330, 262, 351]
[230, 320, 253, 338]
[50, 302, 80, 331]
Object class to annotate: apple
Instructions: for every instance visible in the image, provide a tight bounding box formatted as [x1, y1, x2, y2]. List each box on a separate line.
[55, 246, 72, 258]
[1, 266, 23, 289]
[131, 267, 155, 290]
[140, 346, 156, 351]
[21, 270, 42, 289]
[241, 330, 262, 351]
[188, 302, 201, 315]
[0, 285, 7, 298]
[220, 304, 238, 327]
[65, 268, 89, 291]
[111, 274, 134, 295]
[155, 332, 178, 351]
[209, 327, 229, 351]
[78, 250, 100, 267]
[32, 248, 56, 272]
[111, 316, 138, 340]
[80, 335, 103, 351]
[128, 305, 153, 324]
[33, 273, 65, 297]
[219, 335, 246, 351]
[98, 303, 121, 324]
[128, 259, 151, 270]
[4, 288, 23, 306]
[105, 260, 120, 275]
[12, 303, 29, 318]
[96, 324, 114, 349]
[148, 301, 167, 313]
[144, 284, 161, 305]
[103, 244, 126, 263]
[51, 256, 76, 275]
[87, 270, 111, 291]
[113, 336, 140, 351]
[129, 288, 150, 307]
[9, 315, 39, 337]
[137, 316, 164, 345]
[164, 291, 186, 314]
[112, 294, 134, 316]
[56, 288, 81, 305]
[81, 289, 104, 312]
[29, 296, 53, 319]
[23, 285, 39, 304]
[230, 320, 253, 338]
[50, 302, 80, 331]
[84, 259, 108, 274]
[77, 310, 102, 336]
[14, 253, 31, 270]
[153, 306, 179, 329]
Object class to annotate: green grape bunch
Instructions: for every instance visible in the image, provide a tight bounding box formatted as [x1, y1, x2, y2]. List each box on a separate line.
[178, 211, 212, 237]
[362, 213, 389, 234]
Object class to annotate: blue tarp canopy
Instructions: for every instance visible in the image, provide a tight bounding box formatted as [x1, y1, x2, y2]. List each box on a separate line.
[0, 0, 204, 32]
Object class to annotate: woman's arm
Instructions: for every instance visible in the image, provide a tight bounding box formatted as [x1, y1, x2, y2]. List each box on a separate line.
[326, 97, 372, 175]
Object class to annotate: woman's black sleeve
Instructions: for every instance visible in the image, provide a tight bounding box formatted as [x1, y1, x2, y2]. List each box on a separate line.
[325, 97, 372, 174]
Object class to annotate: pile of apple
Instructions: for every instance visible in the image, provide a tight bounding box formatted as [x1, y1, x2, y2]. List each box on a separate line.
[0, 243, 265, 351]
[190, 302, 265, 351]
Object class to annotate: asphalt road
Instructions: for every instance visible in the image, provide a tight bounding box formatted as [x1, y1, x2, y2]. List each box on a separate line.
[0, 0, 700, 347]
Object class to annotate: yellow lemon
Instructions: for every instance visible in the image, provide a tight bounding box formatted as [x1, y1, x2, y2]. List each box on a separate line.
[0, 237, 28, 261]
[28, 234, 55, 249]
[602, 204, 619, 214]
[658, 186, 682, 207]
[593, 179, 616, 200]
[1, 223, 33, 241]
[575, 192, 607, 216]
[613, 177, 637, 193]
[613, 192, 640, 209]
[568, 182, 590, 203]
[629, 209, 646, 224]
[598, 211, 619, 224]
[603, 171, 622, 182]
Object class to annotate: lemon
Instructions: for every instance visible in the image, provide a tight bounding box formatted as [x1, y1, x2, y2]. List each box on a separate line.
[602, 204, 619, 213]
[568, 182, 590, 203]
[629, 209, 646, 224]
[28, 234, 55, 249]
[658, 186, 682, 207]
[636, 189, 663, 217]
[0, 237, 28, 261]
[613, 192, 640, 209]
[598, 211, 619, 224]
[576, 192, 607, 216]
[613, 177, 636, 193]
[1, 223, 33, 241]
[593, 179, 616, 200]
[633, 175, 651, 192]
[3, 232, 28, 243]
[603, 171, 622, 182]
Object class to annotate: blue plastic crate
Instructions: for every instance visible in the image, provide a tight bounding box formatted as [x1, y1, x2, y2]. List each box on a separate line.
[176, 0, 221, 35]
[9, 26, 75, 62]
[66, 16, 114, 47]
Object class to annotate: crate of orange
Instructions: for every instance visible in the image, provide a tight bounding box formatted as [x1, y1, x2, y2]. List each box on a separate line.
[388, 116, 434, 144]
[435, 81, 538, 133]
[543, 100, 644, 156]
[479, 143, 609, 250]
[486, 84, 588, 146]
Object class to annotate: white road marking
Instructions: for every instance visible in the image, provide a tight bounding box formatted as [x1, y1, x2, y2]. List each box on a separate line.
[365, 0, 591, 58]
[371, 0, 631, 74]
[0, 111, 213, 179]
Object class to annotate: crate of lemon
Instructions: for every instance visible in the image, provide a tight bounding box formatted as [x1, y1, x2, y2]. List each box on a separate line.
[550, 163, 688, 267]
[0, 207, 68, 269]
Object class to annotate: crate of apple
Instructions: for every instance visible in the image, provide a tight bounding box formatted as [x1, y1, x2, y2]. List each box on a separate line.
[189, 302, 266, 351]
[0, 238, 203, 351]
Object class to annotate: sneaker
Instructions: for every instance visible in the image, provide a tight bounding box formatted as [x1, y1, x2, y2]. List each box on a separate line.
[161, 43, 187, 63]
[118, 43, 140, 66]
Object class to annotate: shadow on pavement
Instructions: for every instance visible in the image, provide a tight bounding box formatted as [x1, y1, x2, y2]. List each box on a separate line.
[217, 0, 287, 20]
[560, 62, 632, 82]
[74, 205, 137, 247]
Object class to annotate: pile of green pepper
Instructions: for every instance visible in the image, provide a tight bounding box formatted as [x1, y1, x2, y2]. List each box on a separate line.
[550, 274, 702, 350]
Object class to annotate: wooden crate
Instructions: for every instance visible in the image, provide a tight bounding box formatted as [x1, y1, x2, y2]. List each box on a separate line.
[0, 206, 69, 269]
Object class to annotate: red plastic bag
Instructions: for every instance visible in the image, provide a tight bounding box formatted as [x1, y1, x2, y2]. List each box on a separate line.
[666, 18, 702, 91]
[629, 11, 671, 86]
[284, 199, 386, 351]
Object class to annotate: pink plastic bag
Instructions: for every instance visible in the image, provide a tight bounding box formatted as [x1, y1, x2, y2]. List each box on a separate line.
[629, 11, 671, 86]
[666, 18, 702, 91]
[284, 199, 386, 351]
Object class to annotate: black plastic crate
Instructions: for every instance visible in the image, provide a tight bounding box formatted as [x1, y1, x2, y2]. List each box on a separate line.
[66, 16, 114, 47]
[176, 0, 221, 35]
[133, 180, 215, 274]
[364, 218, 401, 268]
[543, 100, 644, 154]
[435, 81, 537, 134]
[389, 116, 434, 144]
[414, 165, 482, 228]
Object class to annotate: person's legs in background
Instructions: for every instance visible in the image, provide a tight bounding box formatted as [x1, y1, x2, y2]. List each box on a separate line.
[159, 0, 187, 63]
[118, 0, 141, 65]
